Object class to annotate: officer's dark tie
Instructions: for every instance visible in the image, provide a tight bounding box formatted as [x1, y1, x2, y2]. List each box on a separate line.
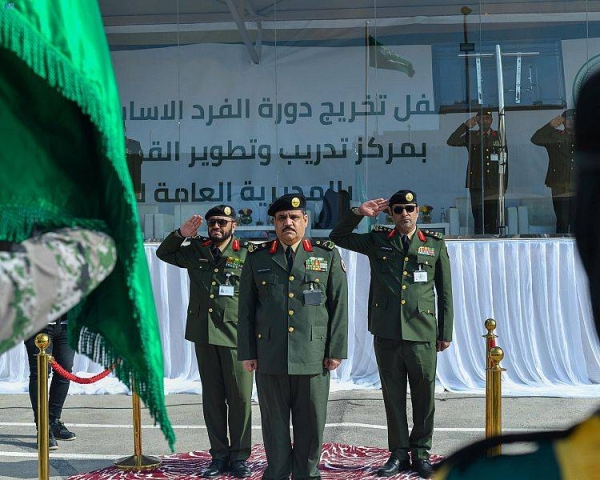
[212, 246, 221, 263]
[402, 234, 410, 254]
[285, 246, 294, 271]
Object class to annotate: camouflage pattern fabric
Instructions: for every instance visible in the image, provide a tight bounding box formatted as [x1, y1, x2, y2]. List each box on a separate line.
[0, 228, 116, 354]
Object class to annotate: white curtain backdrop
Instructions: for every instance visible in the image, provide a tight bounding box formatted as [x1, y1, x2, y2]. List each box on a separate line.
[1, 239, 599, 397]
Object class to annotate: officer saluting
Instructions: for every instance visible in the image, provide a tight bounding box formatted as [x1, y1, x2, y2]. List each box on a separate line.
[330, 190, 453, 479]
[156, 205, 253, 478]
[237, 193, 349, 480]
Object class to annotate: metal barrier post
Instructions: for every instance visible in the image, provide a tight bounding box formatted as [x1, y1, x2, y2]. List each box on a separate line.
[35, 333, 51, 480]
[114, 379, 161, 471]
[485, 346, 505, 457]
[483, 318, 497, 368]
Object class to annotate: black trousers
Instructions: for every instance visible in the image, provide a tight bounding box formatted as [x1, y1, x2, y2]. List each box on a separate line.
[470, 189, 499, 234]
[25, 322, 75, 423]
[550, 186, 574, 234]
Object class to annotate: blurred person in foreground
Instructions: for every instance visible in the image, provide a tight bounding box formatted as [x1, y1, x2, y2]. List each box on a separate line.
[433, 72, 600, 480]
[0, 1, 174, 449]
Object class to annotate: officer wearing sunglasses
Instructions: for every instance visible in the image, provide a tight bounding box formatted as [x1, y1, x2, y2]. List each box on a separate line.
[157, 205, 253, 478]
[330, 189, 453, 479]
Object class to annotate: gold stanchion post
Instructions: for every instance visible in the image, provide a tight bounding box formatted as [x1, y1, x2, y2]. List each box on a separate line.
[114, 380, 161, 470]
[485, 346, 505, 457]
[35, 333, 51, 480]
[483, 318, 497, 369]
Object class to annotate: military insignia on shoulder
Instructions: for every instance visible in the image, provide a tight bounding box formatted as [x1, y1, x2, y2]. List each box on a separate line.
[314, 239, 335, 250]
[248, 241, 269, 253]
[373, 224, 393, 233]
[423, 230, 444, 240]
[199, 236, 211, 247]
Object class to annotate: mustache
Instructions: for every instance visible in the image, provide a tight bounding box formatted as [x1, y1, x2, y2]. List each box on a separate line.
[283, 227, 296, 232]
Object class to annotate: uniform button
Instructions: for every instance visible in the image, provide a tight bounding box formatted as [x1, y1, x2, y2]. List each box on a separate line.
[262, 281, 267, 285]
[382, 256, 387, 261]
[289, 293, 294, 298]
[425, 261, 429, 265]
[403, 271, 408, 276]
[315, 278, 320, 283]
[258, 334, 262, 339]
[209, 294, 215, 299]
[289, 275, 295, 281]
[211, 281, 216, 286]
[288, 327, 295, 333]
[214, 268, 219, 273]
[402, 285, 407, 290]
[401, 299, 406, 305]
[208, 308, 213, 313]
[288, 310, 294, 316]
[404, 257, 409, 262]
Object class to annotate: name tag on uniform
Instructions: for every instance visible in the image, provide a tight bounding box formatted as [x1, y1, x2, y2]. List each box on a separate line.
[414, 270, 427, 283]
[219, 285, 235, 296]
[490, 153, 499, 162]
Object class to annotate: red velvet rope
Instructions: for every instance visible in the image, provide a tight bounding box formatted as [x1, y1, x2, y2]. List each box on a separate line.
[50, 359, 113, 384]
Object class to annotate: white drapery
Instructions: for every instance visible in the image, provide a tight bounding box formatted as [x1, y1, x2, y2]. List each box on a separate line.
[1, 239, 599, 397]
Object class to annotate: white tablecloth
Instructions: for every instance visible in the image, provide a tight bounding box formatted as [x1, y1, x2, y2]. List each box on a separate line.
[1, 239, 600, 397]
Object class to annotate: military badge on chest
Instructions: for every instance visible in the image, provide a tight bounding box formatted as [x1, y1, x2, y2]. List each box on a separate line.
[305, 257, 328, 272]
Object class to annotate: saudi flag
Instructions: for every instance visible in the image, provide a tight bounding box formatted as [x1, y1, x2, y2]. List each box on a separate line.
[369, 36, 415, 77]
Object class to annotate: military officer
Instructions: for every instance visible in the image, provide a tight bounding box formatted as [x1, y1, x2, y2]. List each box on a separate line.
[330, 190, 453, 479]
[237, 193, 348, 480]
[447, 109, 506, 234]
[156, 205, 253, 478]
[531, 109, 576, 233]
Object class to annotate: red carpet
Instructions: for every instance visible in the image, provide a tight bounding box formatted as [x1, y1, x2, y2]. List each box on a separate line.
[68, 443, 443, 479]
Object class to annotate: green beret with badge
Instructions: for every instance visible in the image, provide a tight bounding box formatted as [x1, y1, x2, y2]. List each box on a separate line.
[267, 194, 307, 216]
[205, 204, 237, 220]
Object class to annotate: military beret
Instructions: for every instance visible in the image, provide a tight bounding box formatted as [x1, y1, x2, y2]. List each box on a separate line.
[205, 204, 236, 220]
[389, 189, 418, 206]
[267, 194, 307, 216]
[476, 108, 494, 117]
[562, 109, 575, 120]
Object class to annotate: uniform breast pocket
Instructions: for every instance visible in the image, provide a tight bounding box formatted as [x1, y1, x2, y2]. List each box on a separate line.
[256, 274, 278, 299]
[303, 272, 327, 305]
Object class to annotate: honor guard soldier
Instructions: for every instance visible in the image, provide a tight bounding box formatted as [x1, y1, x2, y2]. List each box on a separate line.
[447, 109, 506, 234]
[330, 190, 453, 479]
[237, 193, 349, 480]
[531, 109, 576, 233]
[156, 205, 253, 478]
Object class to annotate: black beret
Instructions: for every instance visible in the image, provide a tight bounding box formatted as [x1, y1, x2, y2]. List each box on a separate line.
[205, 204, 236, 220]
[476, 108, 494, 117]
[389, 189, 418, 206]
[267, 194, 307, 216]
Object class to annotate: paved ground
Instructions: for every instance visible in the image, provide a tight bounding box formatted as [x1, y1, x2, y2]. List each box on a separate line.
[0, 390, 597, 479]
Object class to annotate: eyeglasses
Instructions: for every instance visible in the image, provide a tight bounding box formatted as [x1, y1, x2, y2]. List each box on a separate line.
[207, 219, 232, 227]
[392, 205, 417, 214]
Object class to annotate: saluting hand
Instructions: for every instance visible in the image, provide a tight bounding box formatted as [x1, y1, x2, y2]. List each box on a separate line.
[180, 215, 203, 237]
[549, 115, 564, 128]
[358, 198, 388, 217]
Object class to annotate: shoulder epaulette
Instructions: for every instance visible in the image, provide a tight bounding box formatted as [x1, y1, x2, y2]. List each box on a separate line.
[247, 241, 270, 254]
[373, 224, 393, 233]
[313, 239, 335, 250]
[195, 236, 211, 247]
[423, 230, 444, 240]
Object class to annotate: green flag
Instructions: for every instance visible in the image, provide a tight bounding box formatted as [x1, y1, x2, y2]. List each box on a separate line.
[0, 1, 175, 450]
[368, 35, 415, 77]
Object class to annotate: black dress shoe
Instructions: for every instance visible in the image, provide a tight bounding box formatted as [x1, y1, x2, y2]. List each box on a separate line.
[229, 460, 251, 478]
[202, 458, 228, 478]
[376, 456, 411, 477]
[411, 456, 433, 479]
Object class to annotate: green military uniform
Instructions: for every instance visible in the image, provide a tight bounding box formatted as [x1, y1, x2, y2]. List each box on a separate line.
[531, 120, 575, 233]
[237, 237, 348, 480]
[447, 114, 506, 234]
[330, 209, 453, 463]
[156, 232, 253, 462]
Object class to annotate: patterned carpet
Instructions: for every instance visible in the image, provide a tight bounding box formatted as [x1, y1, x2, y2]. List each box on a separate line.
[68, 443, 443, 479]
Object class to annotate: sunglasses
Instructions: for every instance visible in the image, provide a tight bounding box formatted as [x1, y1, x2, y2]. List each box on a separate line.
[207, 219, 232, 227]
[392, 205, 417, 214]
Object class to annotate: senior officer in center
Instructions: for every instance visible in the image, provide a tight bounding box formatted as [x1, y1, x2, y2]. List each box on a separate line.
[156, 205, 253, 478]
[330, 190, 453, 479]
[237, 193, 348, 480]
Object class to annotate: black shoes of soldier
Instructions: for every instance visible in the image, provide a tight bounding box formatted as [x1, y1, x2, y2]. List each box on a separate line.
[376, 456, 411, 476]
[202, 458, 228, 478]
[229, 460, 251, 478]
[48, 430, 59, 450]
[50, 418, 76, 441]
[412, 456, 434, 478]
